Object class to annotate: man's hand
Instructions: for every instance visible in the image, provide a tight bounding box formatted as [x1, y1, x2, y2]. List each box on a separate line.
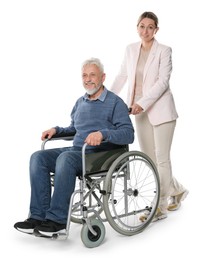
[41, 128, 56, 141]
[85, 131, 103, 146]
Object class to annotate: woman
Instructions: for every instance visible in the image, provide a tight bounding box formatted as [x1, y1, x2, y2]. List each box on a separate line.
[111, 11, 188, 221]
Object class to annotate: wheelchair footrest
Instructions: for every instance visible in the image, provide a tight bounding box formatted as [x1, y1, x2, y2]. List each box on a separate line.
[34, 229, 68, 240]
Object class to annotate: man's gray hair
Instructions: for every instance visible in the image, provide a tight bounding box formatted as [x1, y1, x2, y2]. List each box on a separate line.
[82, 57, 104, 74]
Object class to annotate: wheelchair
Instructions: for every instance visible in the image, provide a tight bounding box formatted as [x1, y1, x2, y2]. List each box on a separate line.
[41, 134, 160, 248]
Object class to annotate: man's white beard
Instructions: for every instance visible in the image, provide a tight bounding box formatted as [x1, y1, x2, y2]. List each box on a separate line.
[85, 83, 102, 95]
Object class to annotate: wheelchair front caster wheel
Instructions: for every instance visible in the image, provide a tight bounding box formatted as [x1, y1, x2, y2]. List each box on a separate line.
[81, 219, 105, 248]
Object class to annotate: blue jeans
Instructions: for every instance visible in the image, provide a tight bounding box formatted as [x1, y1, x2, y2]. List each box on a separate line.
[29, 146, 82, 224]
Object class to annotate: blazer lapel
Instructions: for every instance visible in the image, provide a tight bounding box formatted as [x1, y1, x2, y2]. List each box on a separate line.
[129, 42, 141, 89]
[143, 39, 158, 82]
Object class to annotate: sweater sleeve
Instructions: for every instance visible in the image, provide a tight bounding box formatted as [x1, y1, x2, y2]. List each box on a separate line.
[100, 98, 134, 145]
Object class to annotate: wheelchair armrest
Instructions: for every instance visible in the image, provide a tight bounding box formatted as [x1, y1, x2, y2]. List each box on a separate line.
[41, 133, 75, 150]
[51, 132, 75, 138]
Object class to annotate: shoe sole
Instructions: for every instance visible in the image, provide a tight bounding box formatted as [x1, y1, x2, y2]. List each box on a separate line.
[15, 228, 48, 237]
[36, 228, 66, 237]
[15, 227, 34, 234]
[152, 214, 167, 222]
[33, 229, 55, 238]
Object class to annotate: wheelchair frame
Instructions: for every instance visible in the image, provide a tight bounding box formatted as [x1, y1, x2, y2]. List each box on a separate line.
[41, 135, 160, 247]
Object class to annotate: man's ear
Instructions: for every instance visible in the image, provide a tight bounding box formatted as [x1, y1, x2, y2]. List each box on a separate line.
[102, 73, 106, 82]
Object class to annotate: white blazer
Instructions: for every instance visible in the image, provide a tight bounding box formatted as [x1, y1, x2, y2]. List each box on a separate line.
[111, 39, 178, 125]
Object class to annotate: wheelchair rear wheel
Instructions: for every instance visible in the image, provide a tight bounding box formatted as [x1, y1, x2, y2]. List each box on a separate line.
[103, 150, 160, 236]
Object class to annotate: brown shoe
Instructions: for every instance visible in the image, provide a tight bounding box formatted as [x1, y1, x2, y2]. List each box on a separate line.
[139, 208, 167, 222]
[168, 190, 189, 211]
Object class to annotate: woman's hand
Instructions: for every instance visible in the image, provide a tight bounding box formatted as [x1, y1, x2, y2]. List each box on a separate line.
[130, 104, 143, 115]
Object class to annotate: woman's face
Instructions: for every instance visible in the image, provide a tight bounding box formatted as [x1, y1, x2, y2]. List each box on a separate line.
[137, 17, 158, 42]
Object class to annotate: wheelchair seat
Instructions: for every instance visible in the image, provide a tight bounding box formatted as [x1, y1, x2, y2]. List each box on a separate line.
[85, 146, 128, 175]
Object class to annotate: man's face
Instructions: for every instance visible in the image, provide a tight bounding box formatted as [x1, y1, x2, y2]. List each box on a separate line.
[82, 64, 105, 95]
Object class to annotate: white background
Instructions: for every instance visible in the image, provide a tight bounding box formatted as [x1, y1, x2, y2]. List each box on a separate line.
[0, 0, 199, 258]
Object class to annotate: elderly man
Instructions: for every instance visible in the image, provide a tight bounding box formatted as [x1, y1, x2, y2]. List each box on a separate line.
[14, 57, 134, 237]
